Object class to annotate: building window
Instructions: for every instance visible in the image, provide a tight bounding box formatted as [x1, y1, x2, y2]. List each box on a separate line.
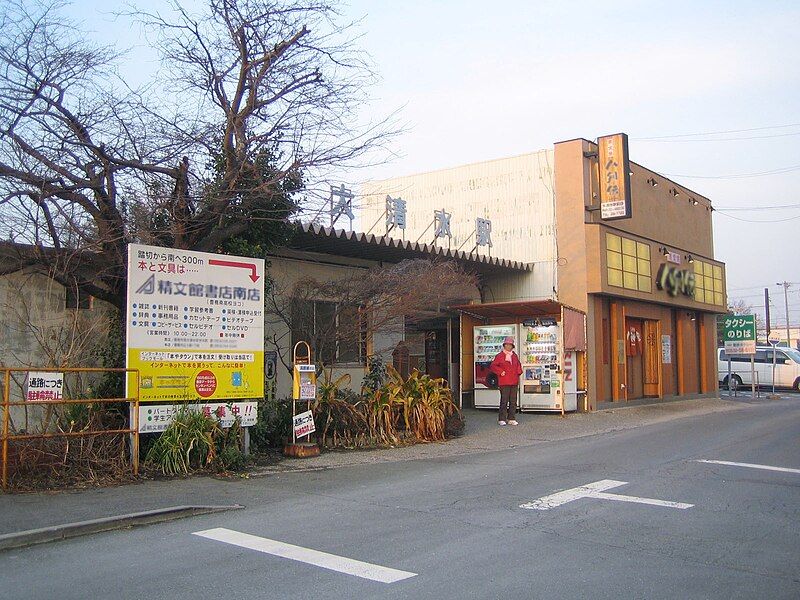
[694, 260, 723, 306]
[606, 233, 651, 293]
[290, 300, 366, 365]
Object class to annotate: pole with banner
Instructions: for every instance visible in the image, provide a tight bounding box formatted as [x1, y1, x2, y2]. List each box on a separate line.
[285, 341, 319, 458]
[768, 335, 781, 396]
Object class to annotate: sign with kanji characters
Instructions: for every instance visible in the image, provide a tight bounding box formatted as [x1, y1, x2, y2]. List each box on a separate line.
[26, 371, 64, 402]
[138, 402, 257, 433]
[292, 363, 316, 400]
[598, 133, 632, 220]
[126, 243, 265, 403]
[720, 314, 756, 355]
[293, 409, 316, 439]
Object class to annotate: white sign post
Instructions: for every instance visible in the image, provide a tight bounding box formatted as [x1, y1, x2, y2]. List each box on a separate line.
[768, 336, 781, 396]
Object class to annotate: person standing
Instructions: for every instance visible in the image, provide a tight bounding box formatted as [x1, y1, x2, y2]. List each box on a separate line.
[489, 336, 522, 426]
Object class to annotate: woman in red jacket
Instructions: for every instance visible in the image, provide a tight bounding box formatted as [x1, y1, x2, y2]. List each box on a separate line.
[489, 336, 522, 426]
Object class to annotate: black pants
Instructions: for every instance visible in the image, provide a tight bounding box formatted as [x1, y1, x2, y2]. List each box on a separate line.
[499, 385, 518, 421]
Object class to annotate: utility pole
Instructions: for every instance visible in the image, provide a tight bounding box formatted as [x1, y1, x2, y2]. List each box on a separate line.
[764, 288, 771, 340]
[776, 282, 791, 347]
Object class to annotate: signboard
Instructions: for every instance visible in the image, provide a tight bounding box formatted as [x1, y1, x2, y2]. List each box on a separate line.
[293, 363, 316, 400]
[26, 372, 64, 402]
[661, 335, 672, 364]
[293, 409, 316, 438]
[656, 264, 696, 298]
[598, 133, 632, 220]
[138, 402, 257, 433]
[126, 243, 265, 403]
[720, 314, 756, 355]
[768, 336, 780, 347]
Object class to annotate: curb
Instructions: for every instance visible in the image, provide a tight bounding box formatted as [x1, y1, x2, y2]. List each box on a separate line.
[0, 504, 243, 552]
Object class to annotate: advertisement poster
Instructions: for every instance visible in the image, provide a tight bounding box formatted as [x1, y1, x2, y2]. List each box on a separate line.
[138, 402, 257, 433]
[126, 243, 265, 402]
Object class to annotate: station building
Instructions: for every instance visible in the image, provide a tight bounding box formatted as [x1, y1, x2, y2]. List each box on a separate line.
[361, 135, 727, 408]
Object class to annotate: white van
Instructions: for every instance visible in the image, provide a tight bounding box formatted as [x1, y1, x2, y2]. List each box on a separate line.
[718, 346, 800, 391]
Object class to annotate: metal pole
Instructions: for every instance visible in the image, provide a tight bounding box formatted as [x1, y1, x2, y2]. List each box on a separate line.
[2, 369, 10, 490]
[751, 355, 756, 399]
[783, 282, 791, 349]
[727, 358, 732, 397]
[772, 345, 777, 396]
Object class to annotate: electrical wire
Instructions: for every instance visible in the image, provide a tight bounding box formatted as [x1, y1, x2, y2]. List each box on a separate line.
[661, 164, 800, 179]
[714, 203, 800, 211]
[714, 211, 800, 223]
[635, 132, 800, 142]
[632, 123, 800, 140]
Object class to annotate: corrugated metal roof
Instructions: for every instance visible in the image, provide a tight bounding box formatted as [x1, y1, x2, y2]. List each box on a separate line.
[288, 222, 532, 274]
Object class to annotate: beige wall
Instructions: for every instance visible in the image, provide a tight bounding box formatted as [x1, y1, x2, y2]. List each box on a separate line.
[361, 150, 558, 299]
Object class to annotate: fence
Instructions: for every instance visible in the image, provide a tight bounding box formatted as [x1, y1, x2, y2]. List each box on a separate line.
[1, 368, 139, 490]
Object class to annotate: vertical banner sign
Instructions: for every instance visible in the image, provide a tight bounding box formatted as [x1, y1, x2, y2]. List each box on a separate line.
[126, 244, 265, 402]
[598, 133, 632, 220]
[720, 314, 756, 355]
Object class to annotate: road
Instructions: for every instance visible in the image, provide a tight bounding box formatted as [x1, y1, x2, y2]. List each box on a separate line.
[2, 398, 799, 599]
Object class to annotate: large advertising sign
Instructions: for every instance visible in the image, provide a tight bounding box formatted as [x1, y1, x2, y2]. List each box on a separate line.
[126, 244, 265, 402]
[598, 133, 632, 220]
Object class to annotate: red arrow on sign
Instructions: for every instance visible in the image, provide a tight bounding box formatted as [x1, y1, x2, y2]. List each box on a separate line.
[208, 259, 260, 282]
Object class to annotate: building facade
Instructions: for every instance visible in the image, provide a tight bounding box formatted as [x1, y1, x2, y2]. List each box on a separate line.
[362, 135, 727, 409]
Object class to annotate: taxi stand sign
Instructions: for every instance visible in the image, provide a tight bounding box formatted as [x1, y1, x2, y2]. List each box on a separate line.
[721, 314, 756, 355]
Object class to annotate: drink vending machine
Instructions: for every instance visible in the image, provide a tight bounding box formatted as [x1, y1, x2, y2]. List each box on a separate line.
[473, 319, 578, 412]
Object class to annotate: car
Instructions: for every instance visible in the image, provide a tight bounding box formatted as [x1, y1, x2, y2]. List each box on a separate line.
[718, 346, 800, 391]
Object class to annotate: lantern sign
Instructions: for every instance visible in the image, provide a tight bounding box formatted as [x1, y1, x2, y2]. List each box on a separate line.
[476, 218, 492, 247]
[329, 184, 355, 229]
[434, 208, 452, 239]
[386, 195, 407, 232]
[598, 133, 632, 220]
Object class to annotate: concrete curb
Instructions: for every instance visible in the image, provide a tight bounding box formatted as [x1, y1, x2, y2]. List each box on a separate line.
[0, 504, 243, 552]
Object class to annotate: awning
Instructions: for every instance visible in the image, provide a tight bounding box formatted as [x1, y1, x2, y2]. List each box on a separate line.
[450, 300, 563, 319]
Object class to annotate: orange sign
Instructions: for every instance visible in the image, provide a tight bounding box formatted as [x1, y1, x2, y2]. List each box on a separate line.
[598, 133, 632, 220]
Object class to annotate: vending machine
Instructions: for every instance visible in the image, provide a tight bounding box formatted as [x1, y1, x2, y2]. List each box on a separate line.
[473, 324, 517, 408]
[518, 319, 578, 412]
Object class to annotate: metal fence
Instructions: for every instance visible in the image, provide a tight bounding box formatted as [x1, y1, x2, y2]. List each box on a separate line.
[1, 368, 139, 490]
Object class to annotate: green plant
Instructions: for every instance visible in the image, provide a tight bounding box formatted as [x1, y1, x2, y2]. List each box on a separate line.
[144, 408, 217, 476]
[250, 397, 293, 451]
[361, 355, 387, 395]
[313, 369, 370, 448]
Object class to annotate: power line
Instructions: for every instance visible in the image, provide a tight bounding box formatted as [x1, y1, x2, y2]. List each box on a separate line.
[635, 132, 800, 142]
[661, 164, 800, 180]
[714, 211, 800, 223]
[632, 122, 800, 140]
[714, 203, 800, 211]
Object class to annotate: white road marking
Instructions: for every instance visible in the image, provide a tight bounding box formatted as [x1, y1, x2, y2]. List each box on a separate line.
[192, 528, 417, 583]
[695, 459, 800, 475]
[520, 479, 693, 511]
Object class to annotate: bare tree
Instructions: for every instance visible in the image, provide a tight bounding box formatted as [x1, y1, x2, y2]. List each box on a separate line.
[265, 259, 479, 373]
[0, 0, 398, 315]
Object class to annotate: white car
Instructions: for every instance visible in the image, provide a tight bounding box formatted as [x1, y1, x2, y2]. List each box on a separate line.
[718, 346, 800, 391]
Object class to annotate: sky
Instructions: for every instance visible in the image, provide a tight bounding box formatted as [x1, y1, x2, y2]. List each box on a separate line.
[66, 0, 800, 327]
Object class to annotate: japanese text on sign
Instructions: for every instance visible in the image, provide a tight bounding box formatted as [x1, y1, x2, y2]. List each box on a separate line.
[26, 372, 64, 402]
[720, 314, 756, 355]
[598, 133, 632, 220]
[293, 410, 316, 438]
[138, 402, 257, 433]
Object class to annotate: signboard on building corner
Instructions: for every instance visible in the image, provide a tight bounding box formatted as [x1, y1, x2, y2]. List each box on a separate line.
[598, 133, 632, 221]
[126, 243, 265, 403]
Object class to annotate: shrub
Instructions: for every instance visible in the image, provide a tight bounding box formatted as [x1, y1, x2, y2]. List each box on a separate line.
[250, 397, 293, 451]
[145, 408, 217, 476]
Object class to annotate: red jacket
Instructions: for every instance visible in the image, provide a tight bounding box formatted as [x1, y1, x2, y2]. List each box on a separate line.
[489, 351, 523, 386]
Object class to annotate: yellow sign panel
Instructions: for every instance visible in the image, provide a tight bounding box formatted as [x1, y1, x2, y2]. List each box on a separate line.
[598, 133, 632, 220]
[126, 244, 265, 403]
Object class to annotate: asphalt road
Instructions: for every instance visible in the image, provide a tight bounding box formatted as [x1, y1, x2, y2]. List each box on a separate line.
[2, 399, 799, 599]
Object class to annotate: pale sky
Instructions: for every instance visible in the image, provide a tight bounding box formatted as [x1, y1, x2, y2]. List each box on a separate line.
[67, 0, 800, 327]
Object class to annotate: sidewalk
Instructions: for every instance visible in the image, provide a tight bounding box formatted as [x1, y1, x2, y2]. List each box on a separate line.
[0, 396, 747, 541]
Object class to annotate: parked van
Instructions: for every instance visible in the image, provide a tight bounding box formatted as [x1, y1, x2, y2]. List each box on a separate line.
[718, 346, 800, 391]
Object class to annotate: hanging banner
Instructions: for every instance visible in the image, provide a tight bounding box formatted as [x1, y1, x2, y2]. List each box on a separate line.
[126, 243, 265, 402]
[598, 133, 632, 220]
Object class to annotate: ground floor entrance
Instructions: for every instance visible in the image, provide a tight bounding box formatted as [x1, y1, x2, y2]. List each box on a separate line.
[594, 295, 718, 405]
